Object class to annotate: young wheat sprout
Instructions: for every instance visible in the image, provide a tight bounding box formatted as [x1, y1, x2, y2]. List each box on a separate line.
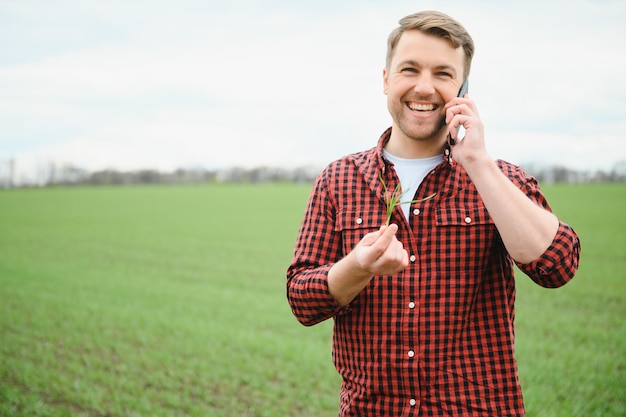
[379, 172, 436, 226]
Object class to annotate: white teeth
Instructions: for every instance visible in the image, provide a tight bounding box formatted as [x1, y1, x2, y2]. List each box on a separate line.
[408, 103, 435, 111]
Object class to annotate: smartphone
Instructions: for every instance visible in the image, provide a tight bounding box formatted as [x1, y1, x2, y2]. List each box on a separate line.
[448, 78, 469, 146]
[457, 78, 469, 99]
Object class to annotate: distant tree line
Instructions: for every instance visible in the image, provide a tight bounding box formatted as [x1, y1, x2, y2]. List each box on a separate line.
[0, 161, 323, 188]
[1, 159, 625, 188]
[522, 161, 626, 184]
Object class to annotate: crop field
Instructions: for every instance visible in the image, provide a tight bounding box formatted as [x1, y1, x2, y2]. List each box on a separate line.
[0, 183, 624, 416]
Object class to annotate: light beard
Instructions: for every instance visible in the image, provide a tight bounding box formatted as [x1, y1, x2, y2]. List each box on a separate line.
[397, 113, 448, 142]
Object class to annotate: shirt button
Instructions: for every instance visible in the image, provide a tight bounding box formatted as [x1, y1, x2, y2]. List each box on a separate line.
[408, 350, 415, 358]
[413, 208, 420, 215]
[408, 301, 415, 309]
[410, 399, 417, 406]
[464, 216, 472, 224]
[409, 255, 416, 262]
[356, 218, 363, 225]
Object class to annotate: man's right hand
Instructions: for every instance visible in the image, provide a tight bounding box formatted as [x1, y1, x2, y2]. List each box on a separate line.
[328, 224, 409, 306]
[353, 224, 409, 276]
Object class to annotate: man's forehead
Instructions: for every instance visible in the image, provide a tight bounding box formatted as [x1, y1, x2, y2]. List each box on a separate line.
[392, 31, 464, 67]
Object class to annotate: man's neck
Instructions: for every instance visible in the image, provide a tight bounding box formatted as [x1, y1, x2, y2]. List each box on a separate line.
[385, 129, 447, 159]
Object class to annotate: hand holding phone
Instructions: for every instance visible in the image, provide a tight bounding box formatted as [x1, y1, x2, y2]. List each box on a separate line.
[448, 79, 469, 146]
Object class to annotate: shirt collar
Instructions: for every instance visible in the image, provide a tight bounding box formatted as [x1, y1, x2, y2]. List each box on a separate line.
[375, 127, 454, 170]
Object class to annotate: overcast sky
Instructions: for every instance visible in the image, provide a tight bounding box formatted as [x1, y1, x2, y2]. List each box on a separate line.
[2, 0, 625, 180]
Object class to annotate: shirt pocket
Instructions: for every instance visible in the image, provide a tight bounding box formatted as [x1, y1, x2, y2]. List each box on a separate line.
[434, 204, 496, 272]
[335, 209, 382, 257]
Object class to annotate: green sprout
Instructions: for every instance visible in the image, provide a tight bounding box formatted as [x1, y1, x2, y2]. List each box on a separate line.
[379, 172, 436, 226]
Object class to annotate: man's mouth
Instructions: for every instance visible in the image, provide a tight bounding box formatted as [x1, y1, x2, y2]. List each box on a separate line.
[407, 102, 437, 112]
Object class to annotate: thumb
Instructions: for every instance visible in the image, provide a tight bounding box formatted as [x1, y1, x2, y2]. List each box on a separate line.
[360, 224, 388, 246]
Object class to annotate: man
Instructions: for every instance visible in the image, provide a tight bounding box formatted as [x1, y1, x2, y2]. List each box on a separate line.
[286, 10, 580, 417]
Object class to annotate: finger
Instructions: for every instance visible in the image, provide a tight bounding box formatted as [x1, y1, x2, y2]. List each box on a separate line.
[367, 223, 399, 254]
[361, 229, 384, 246]
[380, 223, 399, 243]
[445, 97, 464, 110]
[446, 98, 478, 119]
[449, 112, 472, 136]
[396, 244, 409, 268]
[390, 240, 408, 266]
[375, 240, 409, 274]
[448, 115, 461, 141]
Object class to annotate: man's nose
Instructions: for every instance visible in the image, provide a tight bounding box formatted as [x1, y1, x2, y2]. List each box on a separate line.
[413, 74, 435, 95]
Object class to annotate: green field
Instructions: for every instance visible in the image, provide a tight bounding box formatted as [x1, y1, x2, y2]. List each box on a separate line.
[1, 183, 624, 416]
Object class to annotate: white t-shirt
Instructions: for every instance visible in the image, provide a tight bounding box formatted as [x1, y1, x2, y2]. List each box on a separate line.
[383, 150, 441, 222]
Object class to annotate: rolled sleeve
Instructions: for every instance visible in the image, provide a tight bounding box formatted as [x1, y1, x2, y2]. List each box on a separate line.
[286, 263, 351, 326]
[286, 167, 350, 326]
[516, 221, 581, 288]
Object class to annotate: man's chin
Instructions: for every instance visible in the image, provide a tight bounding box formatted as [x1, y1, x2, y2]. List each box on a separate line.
[396, 118, 447, 141]
[400, 127, 446, 142]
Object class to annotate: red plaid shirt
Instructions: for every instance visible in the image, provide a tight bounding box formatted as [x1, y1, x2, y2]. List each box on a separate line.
[287, 128, 580, 416]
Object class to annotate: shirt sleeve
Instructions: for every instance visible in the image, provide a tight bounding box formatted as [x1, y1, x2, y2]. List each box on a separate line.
[286, 168, 350, 326]
[516, 220, 581, 288]
[506, 162, 581, 287]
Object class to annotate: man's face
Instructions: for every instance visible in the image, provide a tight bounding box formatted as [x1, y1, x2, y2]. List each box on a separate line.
[383, 30, 466, 144]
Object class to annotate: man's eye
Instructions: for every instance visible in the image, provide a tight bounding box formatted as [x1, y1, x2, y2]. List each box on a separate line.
[401, 68, 417, 74]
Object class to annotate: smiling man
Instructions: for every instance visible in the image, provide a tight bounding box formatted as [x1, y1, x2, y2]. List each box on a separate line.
[384, 29, 465, 153]
[287, 10, 580, 417]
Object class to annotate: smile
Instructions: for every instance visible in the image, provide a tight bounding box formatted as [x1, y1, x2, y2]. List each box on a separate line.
[407, 102, 437, 112]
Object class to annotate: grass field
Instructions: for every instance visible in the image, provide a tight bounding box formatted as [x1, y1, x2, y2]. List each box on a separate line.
[0, 183, 624, 416]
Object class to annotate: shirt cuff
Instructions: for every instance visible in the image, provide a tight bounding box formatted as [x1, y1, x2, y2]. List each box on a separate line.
[516, 221, 581, 288]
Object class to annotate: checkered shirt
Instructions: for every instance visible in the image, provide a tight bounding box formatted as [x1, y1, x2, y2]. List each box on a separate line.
[286, 128, 580, 417]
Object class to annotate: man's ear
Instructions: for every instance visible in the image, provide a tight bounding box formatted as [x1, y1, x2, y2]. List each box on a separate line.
[382, 68, 389, 95]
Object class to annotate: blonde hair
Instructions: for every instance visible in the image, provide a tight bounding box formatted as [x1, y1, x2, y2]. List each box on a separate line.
[386, 11, 475, 79]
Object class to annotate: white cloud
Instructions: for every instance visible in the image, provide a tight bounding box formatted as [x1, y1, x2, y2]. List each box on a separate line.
[1, 0, 625, 184]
